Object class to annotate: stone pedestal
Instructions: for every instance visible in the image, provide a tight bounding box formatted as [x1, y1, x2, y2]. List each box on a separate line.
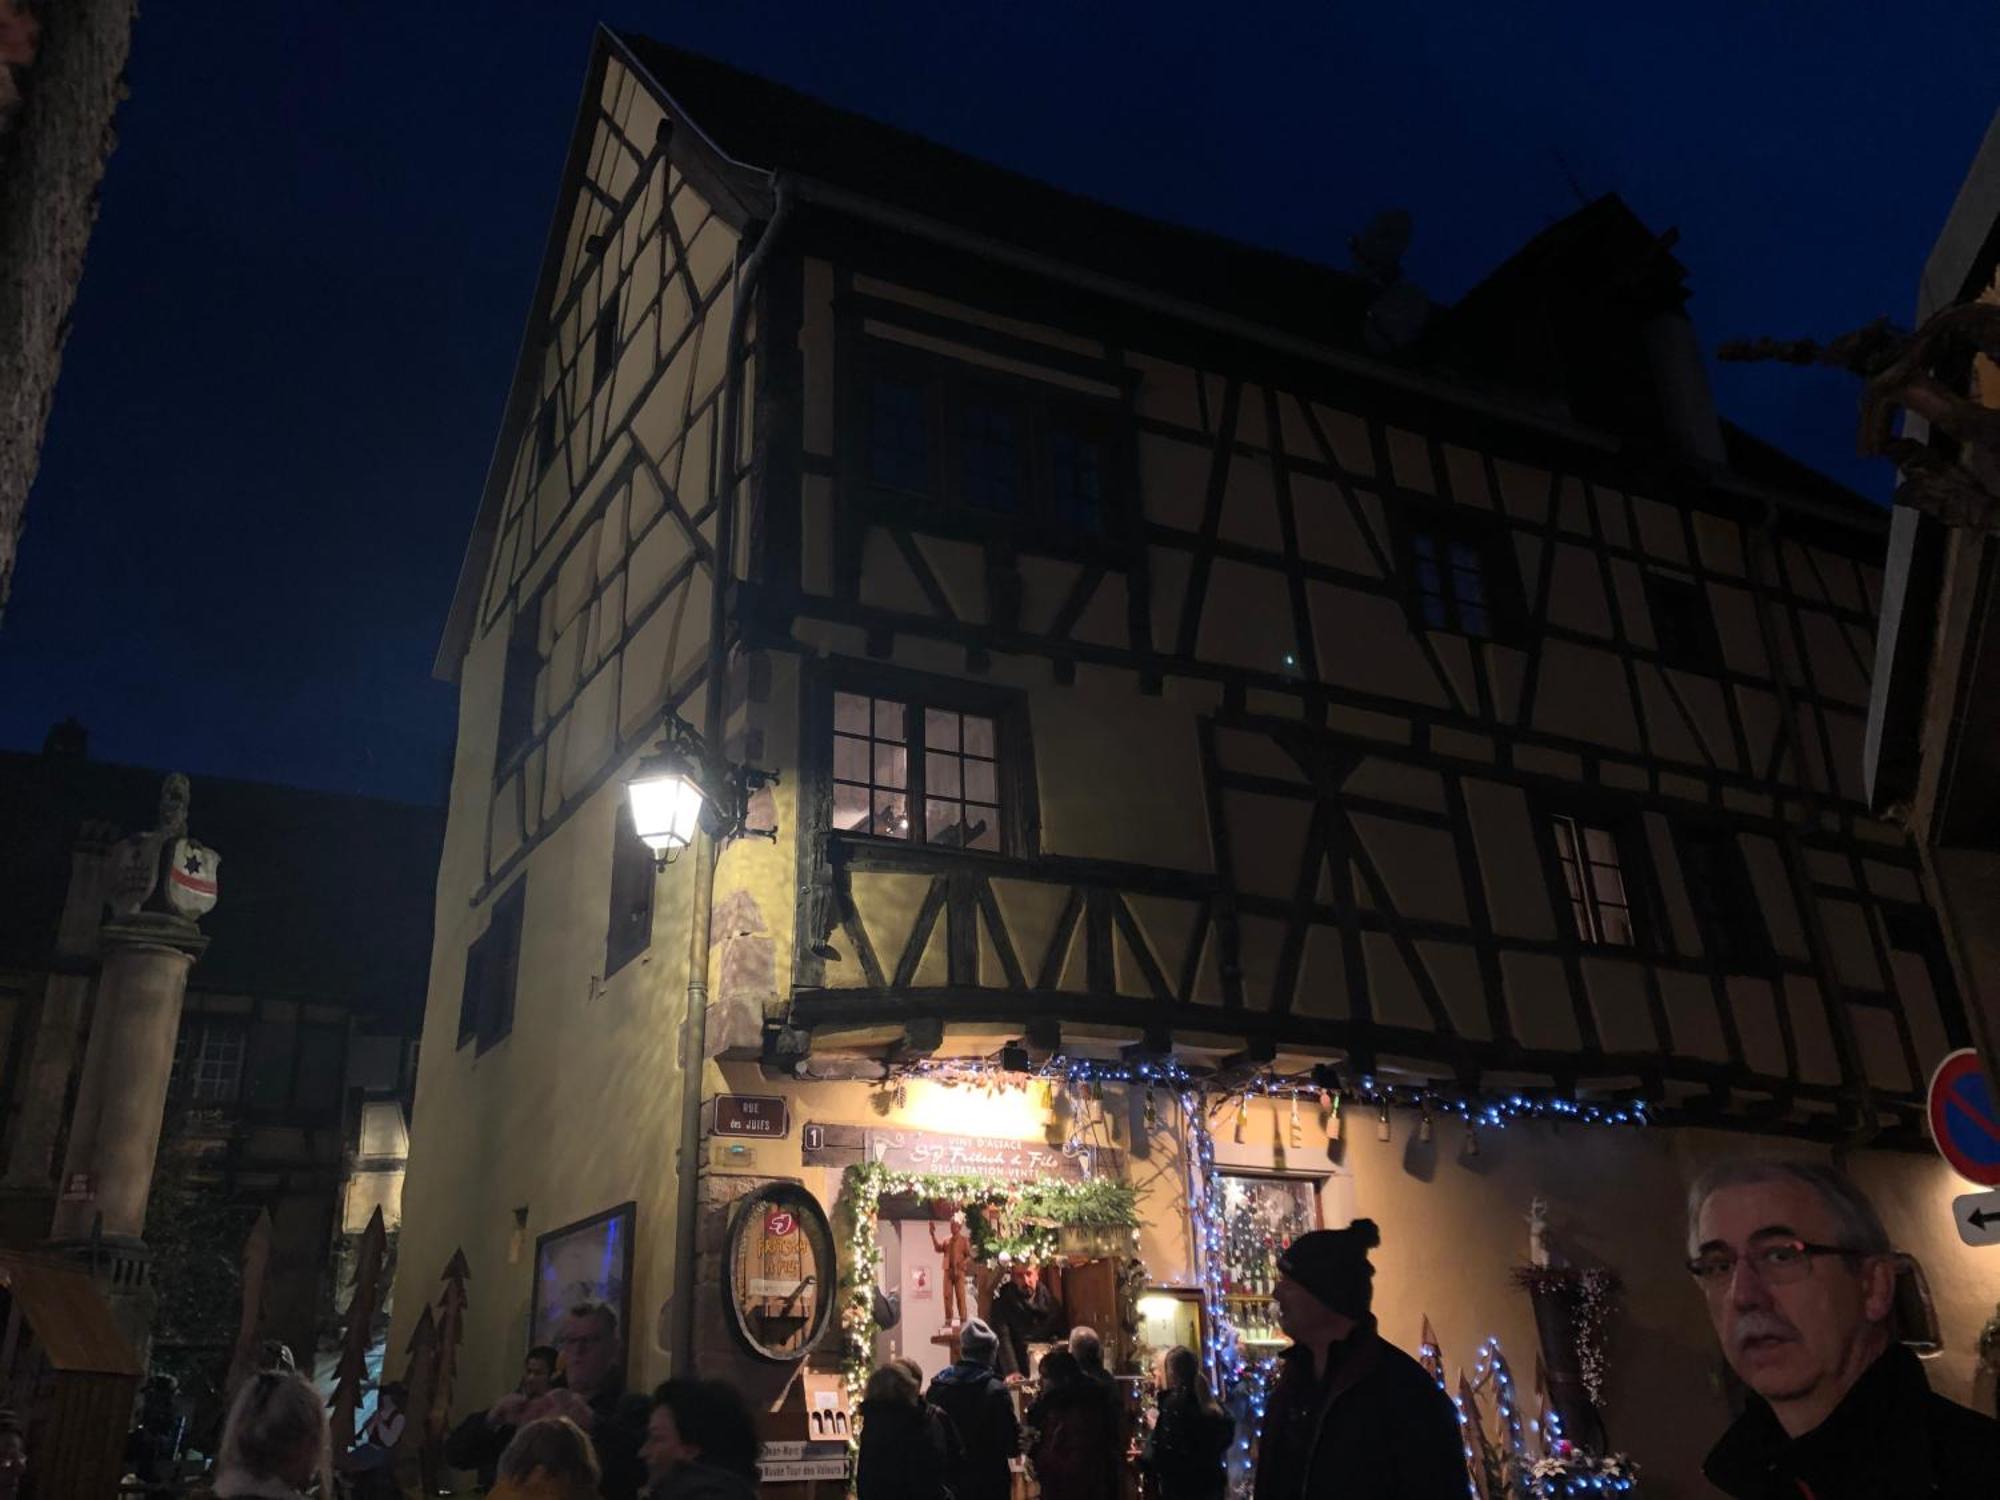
[47, 911, 206, 1360]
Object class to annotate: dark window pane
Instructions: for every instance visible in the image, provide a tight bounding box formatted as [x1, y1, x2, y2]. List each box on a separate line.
[961, 400, 1020, 511]
[963, 758, 997, 804]
[535, 403, 559, 474]
[495, 604, 543, 768]
[1049, 427, 1104, 531]
[868, 378, 930, 491]
[833, 735, 870, 784]
[1460, 604, 1491, 637]
[595, 297, 619, 386]
[834, 691, 872, 736]
[833, 782, 870, 832]
[873, 790, 911, 839]
[927, 752, 962, 798]
[872, 743, 907, 789]
[607, 801, 656, 976]
[1412, 535, 1436, 561]
[926, 799, 963, 845]
[873, 699, 906, 742]
[925, 707, 959, 752]
[1420, 595, 1449, 629]
[967, 806, 1000, 851]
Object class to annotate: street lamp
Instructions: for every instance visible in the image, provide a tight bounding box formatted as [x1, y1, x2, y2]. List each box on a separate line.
[624, 711, 779, 868]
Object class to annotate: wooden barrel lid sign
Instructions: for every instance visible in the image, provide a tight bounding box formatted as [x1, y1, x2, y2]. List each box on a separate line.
[724, 1183, 834, 1361]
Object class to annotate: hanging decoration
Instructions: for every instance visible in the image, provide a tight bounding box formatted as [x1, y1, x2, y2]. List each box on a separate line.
[833, 1161, 1141, 1421]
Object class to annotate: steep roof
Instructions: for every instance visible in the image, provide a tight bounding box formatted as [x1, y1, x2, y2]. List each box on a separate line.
[0, 748, 443, 1034]
[613, 32, 1378, 353]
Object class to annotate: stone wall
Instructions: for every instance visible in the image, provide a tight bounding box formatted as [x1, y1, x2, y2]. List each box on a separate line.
[0, 0, 137, 619]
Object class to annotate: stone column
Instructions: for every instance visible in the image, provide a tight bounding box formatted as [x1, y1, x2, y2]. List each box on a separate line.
[48, 913, 206, 1245]
[46, 773, 218, 1359]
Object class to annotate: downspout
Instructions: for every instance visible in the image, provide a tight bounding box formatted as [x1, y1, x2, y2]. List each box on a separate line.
[670, 174, 793, 1375]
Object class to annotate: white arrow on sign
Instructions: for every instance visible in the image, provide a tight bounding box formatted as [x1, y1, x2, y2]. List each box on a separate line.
[1954, 1189, 2000, 1247]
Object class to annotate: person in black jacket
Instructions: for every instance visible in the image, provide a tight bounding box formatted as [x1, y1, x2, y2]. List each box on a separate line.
[445, 1344, 559, 1488]
[1251, 1219, 1464, 1500]
[1025, 1350, 1120, 1500]
[857, 1359, 959, 1500]
[991, 1260, 1065, 1379]
[640, 1378, 761, 1500]
[926, 1319, 1020, 1500]
[1142, 1346, 1232, 1500]
[535, 1305, 652, 1500]
[1688, 1158, 2000, 1498]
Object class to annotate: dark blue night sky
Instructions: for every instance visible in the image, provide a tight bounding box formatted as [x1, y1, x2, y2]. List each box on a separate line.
[4, 3, 1995, 805]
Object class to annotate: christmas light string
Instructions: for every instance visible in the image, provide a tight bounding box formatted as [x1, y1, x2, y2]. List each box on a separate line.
[899, 1055, 1649, 1134]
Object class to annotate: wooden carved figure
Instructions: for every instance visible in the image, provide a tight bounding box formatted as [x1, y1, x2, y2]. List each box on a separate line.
[929, 1211, 972, 1328]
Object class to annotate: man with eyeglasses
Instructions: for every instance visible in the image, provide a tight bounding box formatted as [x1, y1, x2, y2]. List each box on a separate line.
[1686, 1158, 1999, 1497]
[532, 1302, 653, 1498]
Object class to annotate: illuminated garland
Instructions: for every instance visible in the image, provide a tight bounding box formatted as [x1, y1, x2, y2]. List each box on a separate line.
[899, 1055, 1648, 1134]
[833, 1162, 1140, 1426]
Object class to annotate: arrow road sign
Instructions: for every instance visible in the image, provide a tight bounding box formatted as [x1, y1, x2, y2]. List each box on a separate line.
[1954, 1189, 2000, 1248]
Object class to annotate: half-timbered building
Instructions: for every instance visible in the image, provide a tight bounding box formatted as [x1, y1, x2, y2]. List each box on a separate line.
[396, 30, 1995, 1488]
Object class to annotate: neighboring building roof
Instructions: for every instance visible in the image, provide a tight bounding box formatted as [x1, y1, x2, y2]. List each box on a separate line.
[0, 743, 443, 1034]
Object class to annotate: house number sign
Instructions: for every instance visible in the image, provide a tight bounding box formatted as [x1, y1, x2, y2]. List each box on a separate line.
[715, 1094, 790, 1138]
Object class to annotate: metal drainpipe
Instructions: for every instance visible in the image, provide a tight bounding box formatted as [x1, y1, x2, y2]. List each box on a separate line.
[669, 174, 793, 1376]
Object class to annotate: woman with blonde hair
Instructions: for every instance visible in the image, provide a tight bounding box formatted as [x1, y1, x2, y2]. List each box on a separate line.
[490, 1416, 603, 1500]
[196, 1370, 332, 1499]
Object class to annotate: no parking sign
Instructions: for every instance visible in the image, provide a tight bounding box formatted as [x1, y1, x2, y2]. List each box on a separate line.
[1927, 1049, 2000, 1187]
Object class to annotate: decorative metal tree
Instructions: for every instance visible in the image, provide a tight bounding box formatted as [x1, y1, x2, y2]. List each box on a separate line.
[393, 1304, 439, 1500]
[428, 1250, 471, 1472]
[326, 1206, 388, 1454]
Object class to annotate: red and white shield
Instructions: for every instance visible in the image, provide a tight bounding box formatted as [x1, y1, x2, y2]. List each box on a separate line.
[166, 837, 220, 918]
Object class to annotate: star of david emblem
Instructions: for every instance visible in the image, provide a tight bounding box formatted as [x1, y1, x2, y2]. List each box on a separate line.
[184, 851, 204, 874]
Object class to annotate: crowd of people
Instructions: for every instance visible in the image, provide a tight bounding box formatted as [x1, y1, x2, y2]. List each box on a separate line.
[177, 1157, 1998, 1500]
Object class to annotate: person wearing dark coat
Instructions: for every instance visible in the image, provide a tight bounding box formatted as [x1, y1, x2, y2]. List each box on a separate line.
[1142, 1347, 1233, 1500]
[447, 1345, 561, 1488]
[1689, 1159, 2000, 1498]
[640, 1378, 761, 1500]
[991, 1261, 1065, 1379]
[1026, 1350, 1121, 1500]
[926, 1319, 1021, 1500]
[858, 1360, 959, 1500]
[1251, 1220, 1465, 1500]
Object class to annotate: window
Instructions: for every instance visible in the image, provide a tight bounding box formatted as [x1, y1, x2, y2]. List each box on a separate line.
[1646, 572, 1721, 670]
[1551, 814, 1634, 946]
[867, 375, 932, 493]
[594, 296, 620, 388]
[605, 801, 657, 977]
[1407, 528, 1493, 636]
[831, 689, 1008, 852]
[859, 348, 1121, 540]
[171, 1022, 246, 1103]
[1674, 825, 1768, 968]
[1048, 424, 1105, 533]
[534, 401, 559, 476]
[495, 597, 543, 771]
[459, 878, 526, 1053]
[960, 396, 1022, 512]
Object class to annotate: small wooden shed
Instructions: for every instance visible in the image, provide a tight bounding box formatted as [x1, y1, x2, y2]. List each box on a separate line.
[0, 1251, 143, 1498]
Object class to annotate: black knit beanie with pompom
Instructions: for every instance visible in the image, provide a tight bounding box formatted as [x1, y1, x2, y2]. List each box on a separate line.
[1275, 1217, 1381, 1319]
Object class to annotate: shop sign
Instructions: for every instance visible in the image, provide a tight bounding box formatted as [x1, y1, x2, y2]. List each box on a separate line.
[715, 1094, 790, 1138]
[1954, 1188, 2000, 1248]
[866, 1128, 1089, 1182]
[758, 1441, 849, 1483]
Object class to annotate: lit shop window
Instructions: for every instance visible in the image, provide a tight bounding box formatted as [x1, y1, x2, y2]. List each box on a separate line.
[832, 692, 1001, 851]
[1551, 815, 1634, 946]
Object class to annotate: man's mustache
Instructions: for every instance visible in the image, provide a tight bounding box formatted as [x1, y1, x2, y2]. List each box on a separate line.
[1731, 1310, 1798, 1353]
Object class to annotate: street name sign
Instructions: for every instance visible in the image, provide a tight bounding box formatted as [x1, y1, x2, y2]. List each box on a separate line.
[1926, 1049, 2000, 1186]
[1953, 1189, 2000, 1248]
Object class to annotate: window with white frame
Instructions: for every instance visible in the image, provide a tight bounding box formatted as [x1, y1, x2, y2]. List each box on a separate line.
[1551, 815, 1634, 946]
[171, 1021, 247, 1103]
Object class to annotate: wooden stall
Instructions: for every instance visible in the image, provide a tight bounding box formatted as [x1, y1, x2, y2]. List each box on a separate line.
[0, 1251, 143, 1499]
